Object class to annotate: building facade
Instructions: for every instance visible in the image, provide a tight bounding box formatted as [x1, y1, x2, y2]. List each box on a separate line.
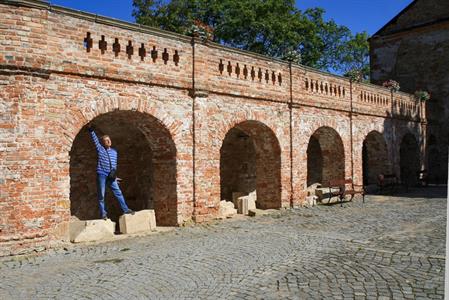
[370, 0, 449, 183]
[0, 0, 425, 255]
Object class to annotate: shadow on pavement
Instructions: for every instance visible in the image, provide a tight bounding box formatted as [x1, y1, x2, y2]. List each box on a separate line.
[368, 186, 447, 199]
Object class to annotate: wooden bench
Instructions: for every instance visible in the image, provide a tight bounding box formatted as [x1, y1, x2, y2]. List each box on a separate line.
[377, 173, 398, 194]
[327, 179, 365, 206]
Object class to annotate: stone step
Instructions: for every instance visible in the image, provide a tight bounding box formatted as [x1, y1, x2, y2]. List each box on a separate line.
[237, 196, 256, 215]
[119, 210, 156, 234]
[248, 209, 277, 217]
[218, 200, 237, 219]
[69, 219, 115, 243]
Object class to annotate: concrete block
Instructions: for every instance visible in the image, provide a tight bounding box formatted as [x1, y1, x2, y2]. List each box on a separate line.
[248, 196, 256, 210]
[69, 219, 115, 243]
[248, 190, 257, 203]
[248, 209, 265, 217]
[232, 192, 245, 208]
[218, 200, 237, 219]
[237, 196, 256, 215]
[304, 195, 317, 207]
[248, 209, 277, 217]
[119, 210, 156, 234]
[148, 210, 156, 230]
[50, 221, 70, 241]
[306, 183, 321, 196]
[237, 197, 247, 215]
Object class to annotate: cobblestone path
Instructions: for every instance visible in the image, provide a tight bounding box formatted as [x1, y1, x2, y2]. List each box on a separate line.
[0, 187, 446, 299]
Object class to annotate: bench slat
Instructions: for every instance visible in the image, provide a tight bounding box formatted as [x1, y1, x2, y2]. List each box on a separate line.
[325, 178, 365, 206]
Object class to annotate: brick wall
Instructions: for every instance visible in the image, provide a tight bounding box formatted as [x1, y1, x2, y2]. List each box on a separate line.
[362, 131, 390, 185]
[370, 9, 449, 183]
[0, 1, 426, 255]
[220, 127, 257, 202]
[306, 127, 345, 186]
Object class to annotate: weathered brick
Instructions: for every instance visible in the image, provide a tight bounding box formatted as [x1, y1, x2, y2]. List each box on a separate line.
[0, 1, 426, 255]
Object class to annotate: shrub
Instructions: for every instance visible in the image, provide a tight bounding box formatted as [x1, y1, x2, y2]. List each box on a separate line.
[382, 79, 400, 92]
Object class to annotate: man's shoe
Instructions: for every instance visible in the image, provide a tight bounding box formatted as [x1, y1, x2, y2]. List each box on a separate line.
[102, 215, 108, 220]
[125, 209, 135, 215]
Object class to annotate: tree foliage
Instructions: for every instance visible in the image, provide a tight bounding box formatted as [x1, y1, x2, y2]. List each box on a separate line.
[341, 32, 370, 82]
[132, 0, 369, 76]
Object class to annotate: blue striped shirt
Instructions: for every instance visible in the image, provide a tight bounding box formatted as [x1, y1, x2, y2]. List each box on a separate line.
[89, 129, 118, 176]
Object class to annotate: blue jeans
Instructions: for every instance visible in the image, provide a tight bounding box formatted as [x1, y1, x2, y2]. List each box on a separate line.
[96, 174, 130, 218]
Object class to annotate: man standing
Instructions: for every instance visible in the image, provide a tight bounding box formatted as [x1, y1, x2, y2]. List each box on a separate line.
[87, 123, 134, 220]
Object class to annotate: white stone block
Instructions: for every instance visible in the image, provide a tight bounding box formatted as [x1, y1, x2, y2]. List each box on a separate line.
[248, 190, 257, 203]
[248, 196, 256, 211]
[237, 196, 256, 215]
[218, 200, 237, 219]
[304, 195, 317, 207]
[306, 183, 321, 196]
[148, 210, 157, 231]
[237, 197, 247, 215]
[69, 219, 115, 243]
[119, 210, 156, 234]
[232, 192, 245, 208]
[248, 209, 269, 217]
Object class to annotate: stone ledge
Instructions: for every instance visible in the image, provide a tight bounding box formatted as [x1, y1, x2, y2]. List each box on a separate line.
[69, 219, 115, 243]
[236, 192, 257, 215]
[218, 201, 237, 219]
[248, 209, 278, 217]
[0, 0, 191, 42]
[119, 210, 156, 234]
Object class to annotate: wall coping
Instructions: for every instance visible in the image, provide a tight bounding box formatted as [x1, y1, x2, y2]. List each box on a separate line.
[1, 0, 418, 105]
[0, 0, 360, 83]
[1, 0, 192, 43]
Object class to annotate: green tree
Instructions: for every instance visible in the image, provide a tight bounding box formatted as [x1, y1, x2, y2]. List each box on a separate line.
[341, 32, 370, 82]
[132, 0, 369, 75]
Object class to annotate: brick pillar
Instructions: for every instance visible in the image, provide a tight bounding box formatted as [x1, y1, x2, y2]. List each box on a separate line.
[420, 100, 428, 171]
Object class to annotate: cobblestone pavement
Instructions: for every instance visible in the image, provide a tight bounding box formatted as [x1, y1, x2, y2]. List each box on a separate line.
[0, 187, 446, 299]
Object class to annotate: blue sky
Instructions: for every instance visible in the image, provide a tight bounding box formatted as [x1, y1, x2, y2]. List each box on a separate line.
[50, 0, 414, 35]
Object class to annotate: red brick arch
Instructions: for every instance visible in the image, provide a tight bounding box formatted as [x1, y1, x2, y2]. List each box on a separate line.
[68, 108, 179, 226]
[220, 120, 282, 209]
[362, 130, 390, 185]
[397, 128, 420, 150]
[214, 111, 263, 151]
[306, 126, 345, 186]
[62, 94, 183, 149]
[303, 119, 349, 142]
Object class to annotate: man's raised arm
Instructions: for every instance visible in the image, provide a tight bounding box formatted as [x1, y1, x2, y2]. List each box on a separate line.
[87, 124, 102, 152]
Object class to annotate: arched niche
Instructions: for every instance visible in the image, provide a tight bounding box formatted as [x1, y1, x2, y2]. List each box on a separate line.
[220, 120, 282, 209]
[69, 110, 178, 226]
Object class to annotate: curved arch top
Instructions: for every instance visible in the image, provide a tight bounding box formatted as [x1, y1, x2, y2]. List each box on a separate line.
[69, 110, 179, 226]
[362, 130, 390, 185]
[61, 94, 186, 154]
[220, 119, 282, 209]
[306, 126, 346, 186]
